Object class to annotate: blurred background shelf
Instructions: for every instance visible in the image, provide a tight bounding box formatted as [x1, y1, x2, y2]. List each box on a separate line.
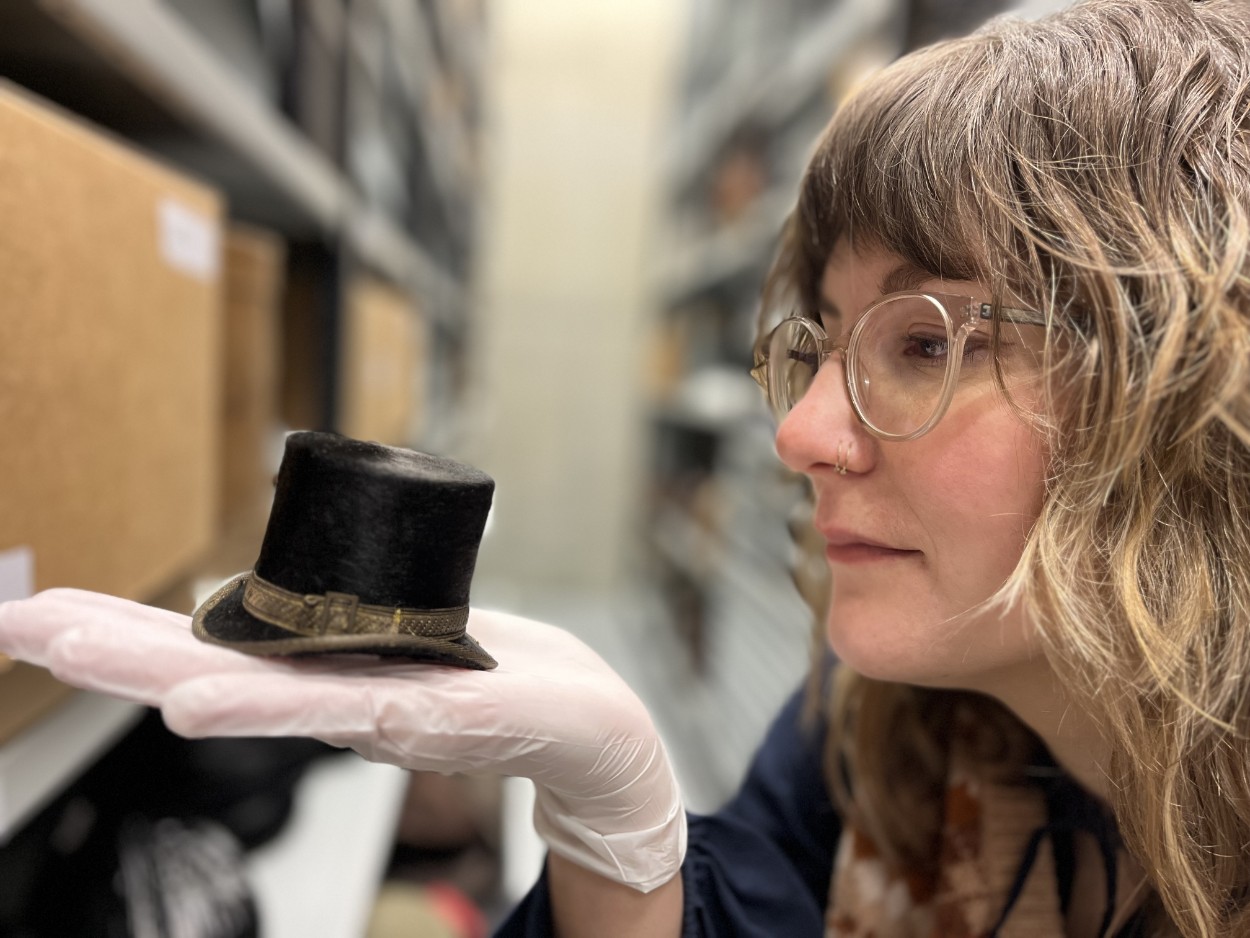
[666, 0, 898, 199]
[657, 188, 794, 306]
[0, 692, 143, 845]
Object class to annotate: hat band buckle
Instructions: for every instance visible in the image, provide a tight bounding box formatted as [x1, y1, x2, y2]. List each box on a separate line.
[241, 572, 469, 641]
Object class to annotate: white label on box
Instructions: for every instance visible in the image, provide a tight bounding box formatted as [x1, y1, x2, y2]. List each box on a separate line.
[157, 197, 220, 282]
[0, 547, 34, 602]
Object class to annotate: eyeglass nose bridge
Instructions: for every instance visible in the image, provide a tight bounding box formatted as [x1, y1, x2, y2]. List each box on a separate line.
[811, 334, 852, 372]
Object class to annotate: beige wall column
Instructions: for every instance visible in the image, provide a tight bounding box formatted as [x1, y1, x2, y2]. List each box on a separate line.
[463, 1, 683, 599]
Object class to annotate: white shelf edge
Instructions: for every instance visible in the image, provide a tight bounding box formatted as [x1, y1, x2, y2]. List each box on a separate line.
[246, 755, 408, 938]
[0, 691, 143, 844]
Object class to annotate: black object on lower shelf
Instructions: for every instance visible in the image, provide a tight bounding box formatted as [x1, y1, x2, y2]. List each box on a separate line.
[0, 708, 344, 937]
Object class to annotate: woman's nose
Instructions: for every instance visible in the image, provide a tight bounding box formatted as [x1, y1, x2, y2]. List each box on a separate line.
[774, 356, 872, 477]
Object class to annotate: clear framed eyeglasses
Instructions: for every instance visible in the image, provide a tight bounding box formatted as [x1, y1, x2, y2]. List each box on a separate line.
[750, 292, 1048, 441]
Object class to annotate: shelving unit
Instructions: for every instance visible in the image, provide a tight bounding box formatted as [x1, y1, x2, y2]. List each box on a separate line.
[4, 0, 459, 303]
[0, 0, 485, 929]
[42, 0, 347, 230]
[665, 0, 897, 199]
[372, 0, 475, 222]
[0, 0, 484, 435]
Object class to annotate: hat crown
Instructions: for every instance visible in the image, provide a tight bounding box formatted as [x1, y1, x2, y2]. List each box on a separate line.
[254, 432, 494, 611]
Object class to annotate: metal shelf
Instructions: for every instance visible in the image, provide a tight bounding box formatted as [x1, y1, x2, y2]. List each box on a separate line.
[375, 0, 475, 210]
[42, 0, 346, 229]
[29, 0, 458, 303]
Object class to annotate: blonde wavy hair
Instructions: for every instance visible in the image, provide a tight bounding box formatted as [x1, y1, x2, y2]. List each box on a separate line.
[761, 1, 1250, 935]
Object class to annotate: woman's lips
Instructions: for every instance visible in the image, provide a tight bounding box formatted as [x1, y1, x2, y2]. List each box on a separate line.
[823, 541, 921, 565]
[820, 530, 920, 565]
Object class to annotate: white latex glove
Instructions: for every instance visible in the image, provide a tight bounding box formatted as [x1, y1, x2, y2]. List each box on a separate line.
[0, 588, 685, 893]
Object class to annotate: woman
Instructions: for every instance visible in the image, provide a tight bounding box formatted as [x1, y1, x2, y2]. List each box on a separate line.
[767, 0, 1250, 932]
[746, 0, 1250, 933]
[3, 0, 1248, 934]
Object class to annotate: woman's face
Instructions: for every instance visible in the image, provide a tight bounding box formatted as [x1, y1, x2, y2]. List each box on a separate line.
[775, 238, 1049, 690]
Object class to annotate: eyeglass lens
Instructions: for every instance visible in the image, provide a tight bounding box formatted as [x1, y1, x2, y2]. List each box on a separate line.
[767, 295, 958, 437]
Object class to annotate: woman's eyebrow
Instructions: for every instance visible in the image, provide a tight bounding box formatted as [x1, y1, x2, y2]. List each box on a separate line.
[817, 297, 841, 318]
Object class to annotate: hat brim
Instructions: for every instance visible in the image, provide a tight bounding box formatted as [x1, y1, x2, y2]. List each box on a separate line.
[191, 573, 497, 670]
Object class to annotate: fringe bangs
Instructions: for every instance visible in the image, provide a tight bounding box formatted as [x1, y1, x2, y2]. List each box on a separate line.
[789, 37, 993, 314]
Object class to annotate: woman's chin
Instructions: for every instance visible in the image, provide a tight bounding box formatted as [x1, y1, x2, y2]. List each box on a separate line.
[824, 602, 1036, 690]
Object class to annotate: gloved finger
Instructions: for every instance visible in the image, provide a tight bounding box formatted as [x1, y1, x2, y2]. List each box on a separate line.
[159, 664, 499, 773]
[162, 669, 377, 740]
[160, 653, 656, 784]
[45, 611, 282, 706]
[0, 588, 192, 666]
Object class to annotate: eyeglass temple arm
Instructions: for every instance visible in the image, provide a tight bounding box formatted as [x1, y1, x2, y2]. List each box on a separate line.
[974, 302, 1048, 328]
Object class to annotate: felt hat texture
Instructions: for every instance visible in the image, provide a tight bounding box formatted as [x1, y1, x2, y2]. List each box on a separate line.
[192, 431, 497, 669]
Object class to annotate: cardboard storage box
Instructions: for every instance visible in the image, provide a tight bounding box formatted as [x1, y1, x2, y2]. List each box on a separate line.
[0, 81, 223, 602]
[221, 224, 285, 525]
[339, 276, 425, 446]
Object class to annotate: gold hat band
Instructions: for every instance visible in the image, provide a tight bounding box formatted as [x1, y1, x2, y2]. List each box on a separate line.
[242, 572, 469, 640]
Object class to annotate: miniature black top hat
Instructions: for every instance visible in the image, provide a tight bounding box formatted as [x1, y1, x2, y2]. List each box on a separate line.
[192, 431, 497, 669]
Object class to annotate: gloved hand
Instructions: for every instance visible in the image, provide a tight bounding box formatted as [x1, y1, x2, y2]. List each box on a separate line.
[0, 588, 685, 892]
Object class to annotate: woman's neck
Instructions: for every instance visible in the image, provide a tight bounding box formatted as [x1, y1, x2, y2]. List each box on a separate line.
[968, 657, 1111, 802]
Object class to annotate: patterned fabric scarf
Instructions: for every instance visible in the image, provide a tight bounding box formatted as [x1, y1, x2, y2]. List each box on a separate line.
[825, 745, 1069, 937]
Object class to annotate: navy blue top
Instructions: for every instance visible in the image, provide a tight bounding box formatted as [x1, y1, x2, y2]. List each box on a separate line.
[493, 684, 1149, 936]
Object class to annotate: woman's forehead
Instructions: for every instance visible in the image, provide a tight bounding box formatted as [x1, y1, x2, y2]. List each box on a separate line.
[819, 240, 984, 312]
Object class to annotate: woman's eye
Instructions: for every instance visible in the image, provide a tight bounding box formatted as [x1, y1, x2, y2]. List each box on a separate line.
[902, 332, 950, 363]
[900, 333, 992, 367]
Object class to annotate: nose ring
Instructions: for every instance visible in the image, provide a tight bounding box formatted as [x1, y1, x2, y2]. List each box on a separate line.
[834, 443, 851, 476]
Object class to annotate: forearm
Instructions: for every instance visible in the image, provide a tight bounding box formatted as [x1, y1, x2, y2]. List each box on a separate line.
[548, 852, 684, 938]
